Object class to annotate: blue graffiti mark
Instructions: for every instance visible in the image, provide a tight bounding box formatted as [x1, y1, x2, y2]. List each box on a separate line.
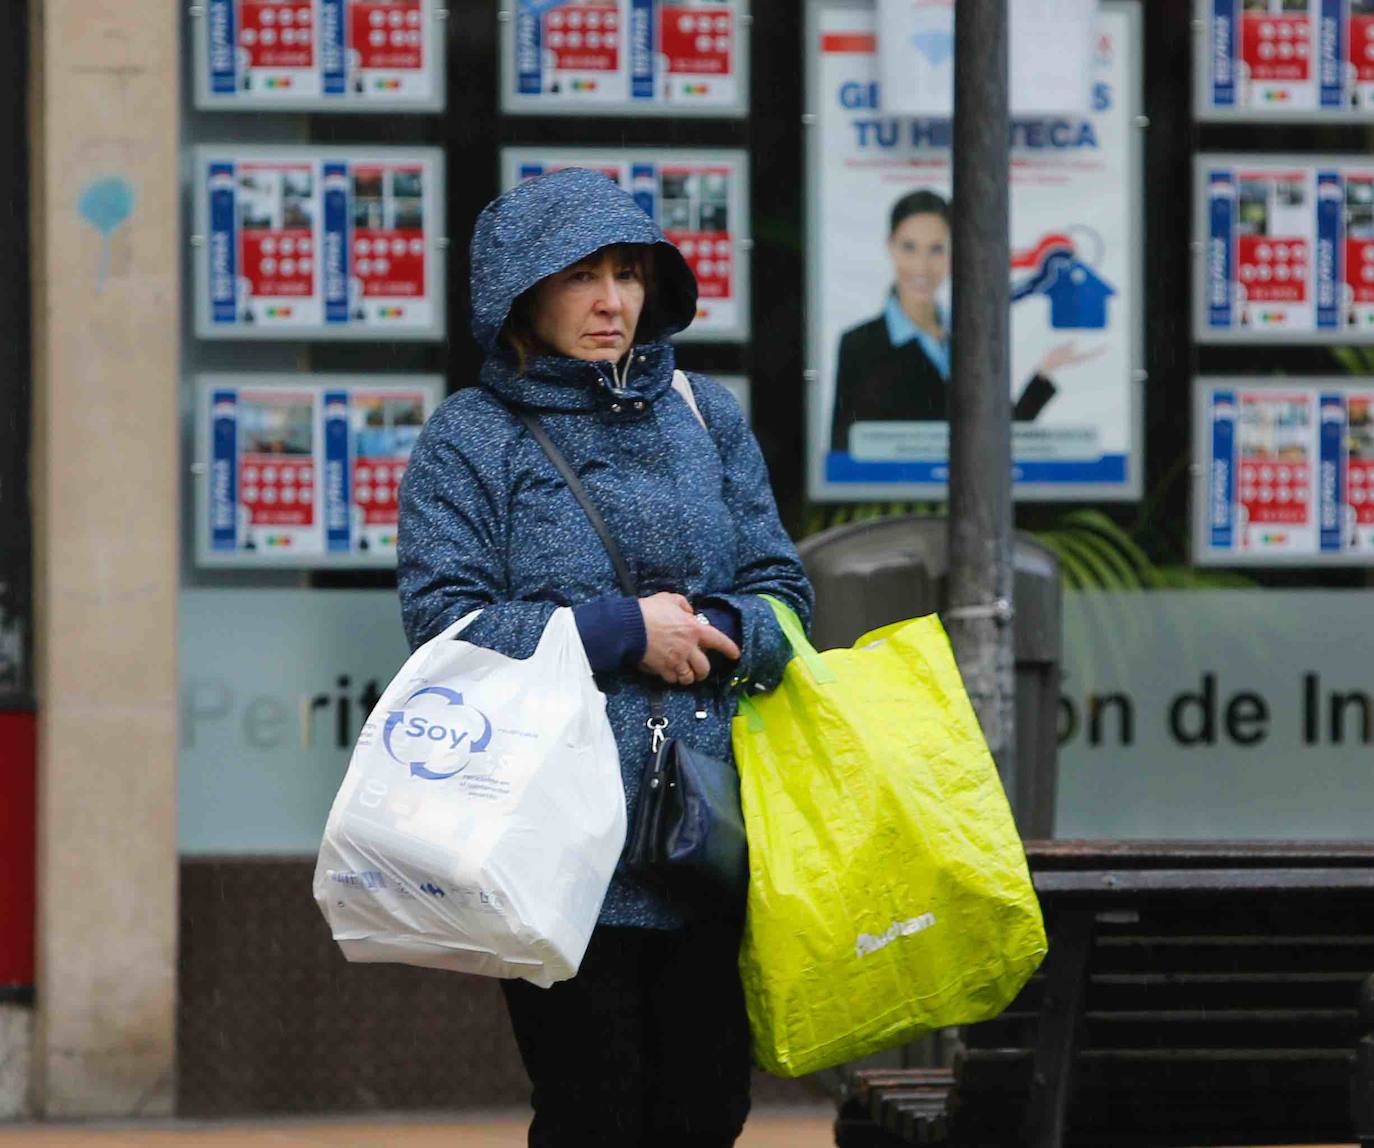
[77, 177, 136, 294]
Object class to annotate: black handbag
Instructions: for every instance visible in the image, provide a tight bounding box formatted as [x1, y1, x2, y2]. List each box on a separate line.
[509, 405, 748, 913]
[623, 711, 749, 908]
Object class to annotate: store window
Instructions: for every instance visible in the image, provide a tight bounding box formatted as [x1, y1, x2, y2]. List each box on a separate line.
[177, 0, 1374, 860]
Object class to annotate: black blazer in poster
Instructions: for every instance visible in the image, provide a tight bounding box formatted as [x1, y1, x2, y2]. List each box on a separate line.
[829, 315, 1057, 454]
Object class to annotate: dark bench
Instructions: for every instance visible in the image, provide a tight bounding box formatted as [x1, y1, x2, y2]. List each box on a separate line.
[834, 841, 1374, 1148]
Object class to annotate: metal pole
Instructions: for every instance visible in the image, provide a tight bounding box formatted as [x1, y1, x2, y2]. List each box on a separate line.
[947, 1, 1017, 808]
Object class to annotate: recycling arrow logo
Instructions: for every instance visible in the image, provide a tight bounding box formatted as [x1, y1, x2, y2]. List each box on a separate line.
[382, 685, 493, 780]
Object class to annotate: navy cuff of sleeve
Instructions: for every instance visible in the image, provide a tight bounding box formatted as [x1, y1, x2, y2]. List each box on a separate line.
[697, 601, 743, 678]
[698, 604, 741, 646]
[573, 595, 647, 673]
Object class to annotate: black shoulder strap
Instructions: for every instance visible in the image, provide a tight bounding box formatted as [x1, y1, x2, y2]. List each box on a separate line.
[509, 406, 638, 597]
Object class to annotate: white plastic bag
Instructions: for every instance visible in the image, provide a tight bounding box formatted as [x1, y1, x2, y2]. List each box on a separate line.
[313, 607, 625, 988]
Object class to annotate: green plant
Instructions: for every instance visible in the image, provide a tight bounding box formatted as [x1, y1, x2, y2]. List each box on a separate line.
[1033, 509, 1254, 590]
[1331, 347, 1374, 375]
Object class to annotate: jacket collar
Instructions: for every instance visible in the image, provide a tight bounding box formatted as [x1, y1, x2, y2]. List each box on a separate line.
[479, 339, 677, 415]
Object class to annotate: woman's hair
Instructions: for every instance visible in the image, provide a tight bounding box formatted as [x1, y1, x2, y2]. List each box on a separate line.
[889, 189, 951, 237]
[501, 243, 658, 372]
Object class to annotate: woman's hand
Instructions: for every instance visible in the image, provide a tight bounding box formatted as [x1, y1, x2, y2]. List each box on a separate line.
[637, 592, 741, 686]
[1035, 341, 1105, 378]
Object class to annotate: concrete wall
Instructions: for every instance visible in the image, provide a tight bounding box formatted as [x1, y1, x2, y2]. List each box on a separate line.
[29, 0, 180, 1119]
[0, 1006, 33, 1121]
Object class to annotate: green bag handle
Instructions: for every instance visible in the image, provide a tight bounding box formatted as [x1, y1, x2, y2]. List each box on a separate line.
[761, 595, 836, 684]
[735, 599, 833, 734]
[736, 692, 766, 732]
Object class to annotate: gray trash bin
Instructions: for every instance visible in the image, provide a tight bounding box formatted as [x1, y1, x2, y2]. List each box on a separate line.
[798, 514, 1061, 838]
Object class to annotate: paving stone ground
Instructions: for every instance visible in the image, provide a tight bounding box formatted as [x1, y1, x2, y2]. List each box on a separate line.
[0, 1107, 838, 1147]
[0, 1113, 1357, 1148]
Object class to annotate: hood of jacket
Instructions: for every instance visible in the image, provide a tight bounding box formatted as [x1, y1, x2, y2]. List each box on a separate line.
[469, 167, 699, 357]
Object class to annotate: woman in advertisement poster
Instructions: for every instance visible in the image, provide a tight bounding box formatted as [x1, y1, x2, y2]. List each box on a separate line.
[397, 168, 812, 1146]
[828, 188, 1099, 454]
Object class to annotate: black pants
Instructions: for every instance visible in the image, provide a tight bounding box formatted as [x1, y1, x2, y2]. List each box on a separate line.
[500, 921, 753, 1147]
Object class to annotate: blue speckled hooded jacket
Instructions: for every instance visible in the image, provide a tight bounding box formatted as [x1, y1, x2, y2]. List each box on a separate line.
[396, 169, 814, 930]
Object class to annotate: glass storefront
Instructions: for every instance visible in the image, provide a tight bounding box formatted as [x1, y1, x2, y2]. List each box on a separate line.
[176, 0, 1374, 860]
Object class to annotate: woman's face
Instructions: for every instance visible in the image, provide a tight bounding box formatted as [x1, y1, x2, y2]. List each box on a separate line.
[528, 248, 646, 363]
[887, 213, 950, 304]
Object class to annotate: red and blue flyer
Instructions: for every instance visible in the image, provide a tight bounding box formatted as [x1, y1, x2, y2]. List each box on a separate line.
[201, 375, 441, 567]
[1197, 155, 1374, 342]
[1196, 377, 1374, 564]
[504, 0, 747, 116]
[199, 0, 443, 110]
[196, 146, 444, 341]
[1199, 0, 1374, 120]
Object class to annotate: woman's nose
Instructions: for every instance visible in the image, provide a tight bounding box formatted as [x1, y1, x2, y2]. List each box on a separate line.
[597, 274, 623, 312]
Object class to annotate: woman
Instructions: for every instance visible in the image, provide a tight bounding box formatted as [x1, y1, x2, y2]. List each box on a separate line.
[397, 168, 813, 1146]
[829, 188, 1097, 454]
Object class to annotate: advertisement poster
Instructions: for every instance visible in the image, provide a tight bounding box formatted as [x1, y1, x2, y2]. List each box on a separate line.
[807, 0, 1143, 501]
[501, 148, 750, 342]
[1194, 377, 1374, 565]
[1196, 0, 1374, 120]
[500, 0, 748, 117]
[1196, 155, 1374, 341]
[194, 146, 445, 340]
[195, 0, 445, 111]
[877, 0, 1097, 116]
[196, 374, 442, 567]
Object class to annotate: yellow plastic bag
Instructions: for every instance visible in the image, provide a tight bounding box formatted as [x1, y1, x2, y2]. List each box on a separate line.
[734, 598, 1046, 1077]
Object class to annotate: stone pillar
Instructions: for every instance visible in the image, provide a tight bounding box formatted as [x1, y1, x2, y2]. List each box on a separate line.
[29, 0, 179, 1118]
